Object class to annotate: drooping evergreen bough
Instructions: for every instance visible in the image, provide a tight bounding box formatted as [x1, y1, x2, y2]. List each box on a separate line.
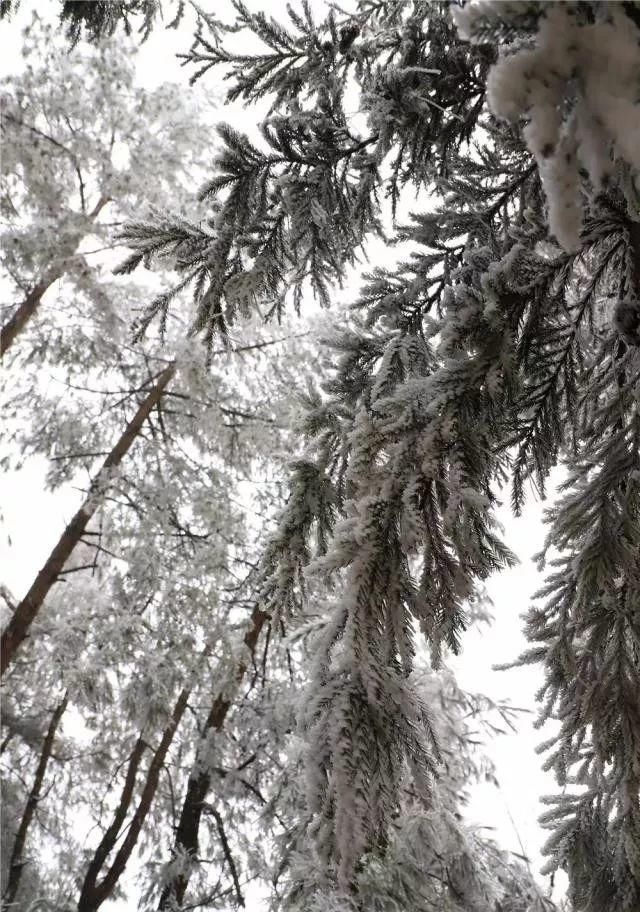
[0, 15, 554, 912]
[8, 0, 639, 908]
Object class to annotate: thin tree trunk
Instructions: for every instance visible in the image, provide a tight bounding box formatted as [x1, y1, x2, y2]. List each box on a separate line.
[2, 273, 60, 355]
[77, 686, 191, 912]
[77, 736, 148, 909]
[1, 362, 176, 675]
[3, 692, 68, 906]
[1, 196, 109, 356]
[158, 607, 268, 910]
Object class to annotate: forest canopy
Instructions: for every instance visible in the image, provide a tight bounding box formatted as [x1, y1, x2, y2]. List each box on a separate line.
[1, 2, 639, 912]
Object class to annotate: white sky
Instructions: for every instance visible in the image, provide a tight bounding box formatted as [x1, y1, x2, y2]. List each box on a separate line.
[0, 0, 566, 905]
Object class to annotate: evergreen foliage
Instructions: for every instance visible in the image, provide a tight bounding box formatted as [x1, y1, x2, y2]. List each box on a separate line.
[3, 2, 640, 911]
[115, 2, 640, 909]
[1, 14, 542, 912]
[0, 0, 165, 43]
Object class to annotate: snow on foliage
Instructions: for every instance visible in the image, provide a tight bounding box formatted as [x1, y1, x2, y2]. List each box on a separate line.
[3, 1, 640, 910]
[455, 1, 640, 251]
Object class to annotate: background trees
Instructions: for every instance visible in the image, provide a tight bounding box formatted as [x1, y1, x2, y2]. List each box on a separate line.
[1, 17, 309, 909]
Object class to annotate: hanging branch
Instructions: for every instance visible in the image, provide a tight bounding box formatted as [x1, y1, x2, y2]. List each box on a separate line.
[207, 805, 245, 908]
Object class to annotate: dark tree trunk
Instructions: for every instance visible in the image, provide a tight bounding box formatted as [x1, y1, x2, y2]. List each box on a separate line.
[1, 363, 175, 675]
[158, 607, 268, 910]
[1, 273, 62, 355]
[3, 692, 68, 906]
[77, 686, 190, 912]
[1, 195, 109, 355]
[76, 736, 147, 911]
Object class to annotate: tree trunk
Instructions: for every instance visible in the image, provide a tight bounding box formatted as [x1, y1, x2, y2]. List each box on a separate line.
[76, 736, 147, 911]
[1, 362, 176, 675]
[158, 607, 268, 910]
[2, 273, 62, 356]
[77, 686, 190, 912]
[3, 692, 68, 906]
[1, 196, 109, 356]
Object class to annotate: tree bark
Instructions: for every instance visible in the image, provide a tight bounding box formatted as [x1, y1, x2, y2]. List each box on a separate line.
[1, 362, 176, 675]
[158, 607, 268, 910]
[2, 273, 61, 356]
[3, 692, 68, 906]
[1, 196, 110, 356]
[76, 736, 147, 910]
[77, 686, 190, 912]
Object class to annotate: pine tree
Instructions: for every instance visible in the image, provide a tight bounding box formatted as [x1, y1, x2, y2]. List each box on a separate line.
[115, 2, 640, 909]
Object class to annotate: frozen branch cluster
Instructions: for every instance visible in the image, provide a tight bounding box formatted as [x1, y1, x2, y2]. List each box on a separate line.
[455, 0, 640, 251]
